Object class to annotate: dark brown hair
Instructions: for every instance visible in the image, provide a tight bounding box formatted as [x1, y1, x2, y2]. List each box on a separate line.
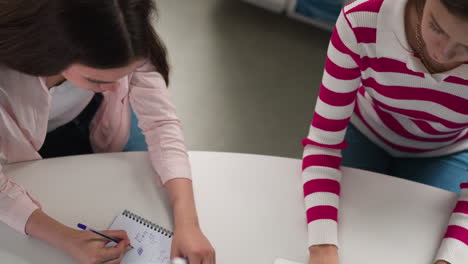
[440, 0, 468, 21]
[0, 0, 170, 84]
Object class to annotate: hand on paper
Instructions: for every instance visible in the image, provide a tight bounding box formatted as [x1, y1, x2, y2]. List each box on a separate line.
[65, 229, 131, 264]
[171, 223, 215, 264]
[25, 209, 131, 264]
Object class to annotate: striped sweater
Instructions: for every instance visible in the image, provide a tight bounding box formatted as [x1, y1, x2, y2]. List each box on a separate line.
[302, 0, 468, 263]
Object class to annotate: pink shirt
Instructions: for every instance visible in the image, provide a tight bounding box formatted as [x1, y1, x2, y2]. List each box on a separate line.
[302, 0, 468, 263]
[0, 61, 191, 234]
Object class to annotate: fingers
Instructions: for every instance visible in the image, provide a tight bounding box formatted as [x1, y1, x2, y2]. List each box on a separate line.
[100, 230, 130, 242]
[104, 258, 122, 264]
[187, 254, 202, 264]
[212, 251, 216, 264]
[205, 246, 216, 264]
[189, 248, 215, 264]
[170, 246, 179, 260]
[203, 253, 216, 264]
[200, 254, 214, 264]
[99, 240, 130, 263]
[200, 257, 214, 264]
[170, 232, 215, 264]
[105, 256, 124, 264]
[201, 256, 210, 264]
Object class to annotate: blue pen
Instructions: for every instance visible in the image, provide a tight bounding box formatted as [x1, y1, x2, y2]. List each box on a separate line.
[77, 223, 134, 248]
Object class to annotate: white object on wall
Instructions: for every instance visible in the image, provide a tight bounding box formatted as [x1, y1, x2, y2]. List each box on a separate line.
[243, 0, 355, 31]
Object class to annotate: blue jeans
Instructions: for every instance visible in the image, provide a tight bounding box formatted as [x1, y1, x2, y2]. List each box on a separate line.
[342, 124, 468, 193]
[123, 109, 148, 152]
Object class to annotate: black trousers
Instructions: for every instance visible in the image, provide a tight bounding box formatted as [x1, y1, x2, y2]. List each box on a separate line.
[38, 93, 103, 159]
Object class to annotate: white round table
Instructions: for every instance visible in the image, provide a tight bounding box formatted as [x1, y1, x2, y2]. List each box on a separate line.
[0, 152, 458, 263]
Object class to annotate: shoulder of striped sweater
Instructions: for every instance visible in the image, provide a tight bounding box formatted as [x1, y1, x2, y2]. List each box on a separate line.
[343, 0, 385, 27]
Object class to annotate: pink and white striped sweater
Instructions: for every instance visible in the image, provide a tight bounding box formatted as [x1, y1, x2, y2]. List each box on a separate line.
[302, 0, 468, 262]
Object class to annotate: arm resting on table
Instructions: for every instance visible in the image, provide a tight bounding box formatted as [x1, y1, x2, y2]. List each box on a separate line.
[434, 183, 468, 264]
[0, 164, 40, 234]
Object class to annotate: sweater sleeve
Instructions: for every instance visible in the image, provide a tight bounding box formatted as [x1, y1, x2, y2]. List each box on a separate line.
[435, 183, 468, 264]
[128, 61, 192, 184]
[302, 10, 362, 248]
[0, 162, 40, 234]
[0, 104, 41, 235]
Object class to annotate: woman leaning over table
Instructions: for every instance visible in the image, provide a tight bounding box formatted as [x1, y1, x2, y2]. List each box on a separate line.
[0, 0, 215, 263]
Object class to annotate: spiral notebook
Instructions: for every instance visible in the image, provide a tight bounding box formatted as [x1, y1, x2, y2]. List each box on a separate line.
[108, 210, 173, 264]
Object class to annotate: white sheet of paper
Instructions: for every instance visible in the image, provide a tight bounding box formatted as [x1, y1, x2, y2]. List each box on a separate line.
[108, 211, 172, 264]
[274, 258, 304, 264]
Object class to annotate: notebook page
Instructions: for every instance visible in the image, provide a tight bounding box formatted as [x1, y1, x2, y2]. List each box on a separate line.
[108, 211, 172, 264]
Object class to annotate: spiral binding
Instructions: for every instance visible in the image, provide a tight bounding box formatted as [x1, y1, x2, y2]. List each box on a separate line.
[122, 210, 173, 238]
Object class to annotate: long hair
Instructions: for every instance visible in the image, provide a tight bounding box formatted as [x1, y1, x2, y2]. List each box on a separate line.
[0, 0, 170, 84]
[440, 0, 468, 21]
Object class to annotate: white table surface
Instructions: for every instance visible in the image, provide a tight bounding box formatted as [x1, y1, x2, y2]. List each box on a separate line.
[0, 151, 459, 264]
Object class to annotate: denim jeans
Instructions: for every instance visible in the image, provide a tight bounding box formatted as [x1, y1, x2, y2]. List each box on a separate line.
[342, 124, 468, 193]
